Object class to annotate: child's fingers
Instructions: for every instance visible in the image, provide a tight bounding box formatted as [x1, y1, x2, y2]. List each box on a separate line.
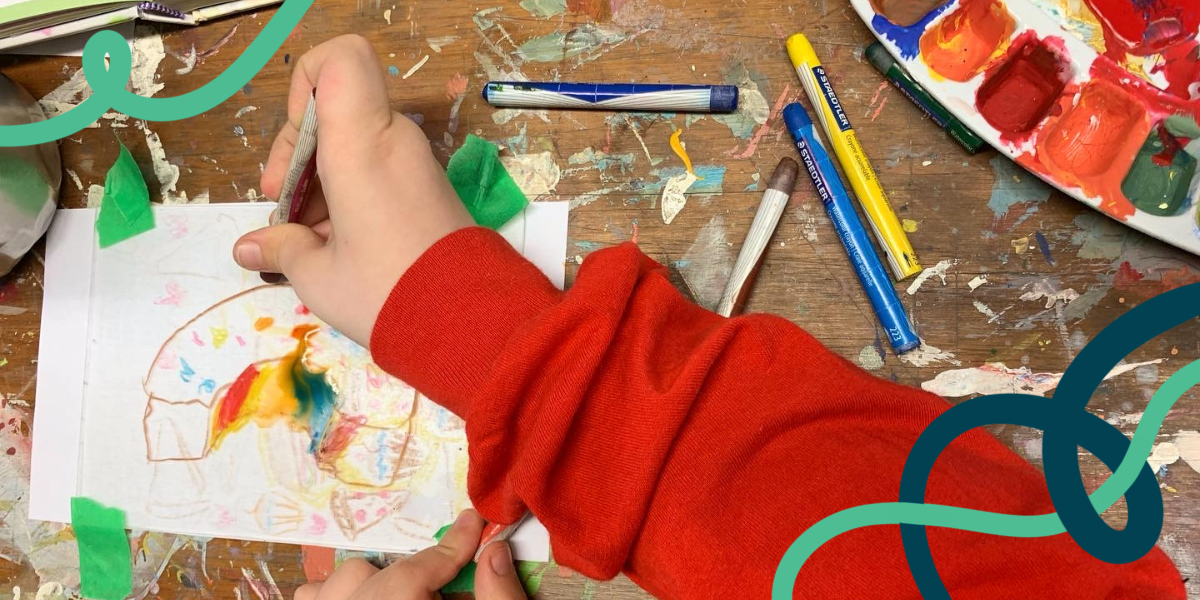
[474, 542, 528, 600]
[297, 179, 329, 227]
[290, 34, 393, 141]
[261, 122, 299, 201]
[232, 223, 327, 282]
[379, 510, 485, 593]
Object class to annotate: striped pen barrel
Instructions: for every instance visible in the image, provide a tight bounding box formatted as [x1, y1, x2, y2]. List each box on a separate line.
[482, 81, 739, 113]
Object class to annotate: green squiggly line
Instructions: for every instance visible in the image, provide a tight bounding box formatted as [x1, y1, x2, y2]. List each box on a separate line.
[0, 0, 312, 148]
[772, 358, 1200, 598]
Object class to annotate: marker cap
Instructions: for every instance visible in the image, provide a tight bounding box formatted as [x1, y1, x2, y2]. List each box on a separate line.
[782, 102, 814, 133]
[709, 85, 739, 112]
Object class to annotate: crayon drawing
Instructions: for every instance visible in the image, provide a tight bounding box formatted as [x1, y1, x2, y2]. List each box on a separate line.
[141, 284, 467, 542]
[40, 203, 562, 557]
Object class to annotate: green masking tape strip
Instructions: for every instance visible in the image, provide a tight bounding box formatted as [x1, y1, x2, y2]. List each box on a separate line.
[432, 523, 548, 595]
[70, 497, 132, 600]
[95, 141, 155, 248]
[446, 134, 529, 230]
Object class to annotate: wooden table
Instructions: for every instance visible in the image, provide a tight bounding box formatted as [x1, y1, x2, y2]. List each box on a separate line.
[2, 0, 1199, 598]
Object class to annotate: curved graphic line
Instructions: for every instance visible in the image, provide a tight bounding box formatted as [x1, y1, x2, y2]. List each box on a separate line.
[772, 358, 1200, 598]
[0, 0, 313, 147]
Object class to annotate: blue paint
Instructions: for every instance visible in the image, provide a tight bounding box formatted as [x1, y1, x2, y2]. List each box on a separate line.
[291, 361, 337, 454]
[744, 181, 760, 192]
[650, 165, 727, 194]
[987, 155, 1052, 218]
[179, 358, 195, 383]
[871, 2, 954, 59]
[388, 65, 400, 77]
[574, 241, 603, 251]
[673, 260, 691, 268]
[198, 379, 216, 394]
[375, 430, 390, 481]
[1034, 231, 1055, 265]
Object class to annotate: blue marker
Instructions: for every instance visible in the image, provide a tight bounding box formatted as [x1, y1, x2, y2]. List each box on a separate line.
[782, 103, 921, 353]
[482, 81, 738, 113]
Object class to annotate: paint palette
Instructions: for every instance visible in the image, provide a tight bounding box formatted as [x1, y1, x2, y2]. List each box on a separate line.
[852, 0, 1200, 256]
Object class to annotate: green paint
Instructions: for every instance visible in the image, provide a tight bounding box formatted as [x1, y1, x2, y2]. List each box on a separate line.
[1122, 127, 1196, 217]
[70, 497, 132, 600]
[96, 141, 155, 248]
[0, 152, 52, 213]
[516, 24, 627, 63]
[519, 0, 567, 18]
[517, 561, 547, 595]
[446, 134, 528, 229]
[1164, 114, 1200, 139]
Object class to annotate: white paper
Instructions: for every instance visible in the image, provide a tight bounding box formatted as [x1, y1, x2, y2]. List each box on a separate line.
[2, 20, 133, 56]
[33, 202, 567, 561]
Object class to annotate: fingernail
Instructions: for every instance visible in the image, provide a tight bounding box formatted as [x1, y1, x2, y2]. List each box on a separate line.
[488, 542, 514, 577]
[235, 241, 263, 270]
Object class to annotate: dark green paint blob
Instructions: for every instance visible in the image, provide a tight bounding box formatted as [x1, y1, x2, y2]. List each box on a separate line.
[1122, 126, 1196, 217]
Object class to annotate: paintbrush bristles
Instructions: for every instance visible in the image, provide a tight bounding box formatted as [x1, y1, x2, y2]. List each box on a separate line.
[716, 158, 800, 317]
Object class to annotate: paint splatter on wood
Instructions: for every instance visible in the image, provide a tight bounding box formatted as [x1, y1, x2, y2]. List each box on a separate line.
[921, 358, 1164, 397]
[905, 259, 955, 295]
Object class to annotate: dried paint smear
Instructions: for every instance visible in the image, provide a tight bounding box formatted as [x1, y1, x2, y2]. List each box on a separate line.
[922, 359, 1164, 397]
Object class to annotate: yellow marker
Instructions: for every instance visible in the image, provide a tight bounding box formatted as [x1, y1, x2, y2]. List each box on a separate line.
[786, 33, 921, 280]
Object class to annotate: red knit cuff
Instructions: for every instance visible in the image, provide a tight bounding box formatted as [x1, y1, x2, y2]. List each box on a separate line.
[369, 227, 563, 418]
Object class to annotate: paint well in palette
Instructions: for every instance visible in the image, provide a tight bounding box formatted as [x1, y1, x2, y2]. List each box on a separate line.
[919, 0, 1015, 82]
[1122, 125, 1198, 216]
[975, 33, 1070, 140]
[870, 0, 953, 28]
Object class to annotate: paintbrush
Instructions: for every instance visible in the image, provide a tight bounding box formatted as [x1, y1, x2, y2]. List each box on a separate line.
[716, 157, 799, 317]
[262, 93, 318, 283]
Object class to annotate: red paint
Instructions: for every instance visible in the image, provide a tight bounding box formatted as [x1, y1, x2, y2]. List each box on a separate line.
[0, 282, 17, 303]
[295, 303, 311, 315]
[1034, 77, 1149, 219]
[314, 415, 365, 458]
[1113, 261, 1145, 289]
[919, 0, 1015, 82]
[976, 33, 1070, 142]
[301, 545, 336, 582]
[214, 364, 260, 433]
[1083, 0, 1199, 56]
[1161, 265, 1200, 292]
[1082, 0, 1200, 100]
[1151, 125, 1186, 166]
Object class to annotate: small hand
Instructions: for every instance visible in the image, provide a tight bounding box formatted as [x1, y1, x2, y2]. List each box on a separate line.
[296, 510, 527, 600]
[232, 35, 474, 347]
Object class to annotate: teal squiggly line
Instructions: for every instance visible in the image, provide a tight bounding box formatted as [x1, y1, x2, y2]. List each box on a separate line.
[0, 0, 313, 147]
[772, 358, 1200, 598]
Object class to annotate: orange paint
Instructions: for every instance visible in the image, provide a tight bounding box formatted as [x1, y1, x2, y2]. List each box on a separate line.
[1034, 78, 1149, 220]
[919, 0, 1015, 82]
[254, 316, 274, 331]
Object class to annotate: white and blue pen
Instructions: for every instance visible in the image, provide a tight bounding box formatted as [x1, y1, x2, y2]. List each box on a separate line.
[482, 81, 739, 113]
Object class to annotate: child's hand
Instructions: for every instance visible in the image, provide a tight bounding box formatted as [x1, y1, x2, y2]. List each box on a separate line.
[294, 511, 527, 600]
[233, 35, 474, 347]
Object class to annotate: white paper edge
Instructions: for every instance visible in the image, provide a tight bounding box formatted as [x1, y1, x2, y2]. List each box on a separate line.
[30, 202, 568, 561]
[29, 208, 96, 523]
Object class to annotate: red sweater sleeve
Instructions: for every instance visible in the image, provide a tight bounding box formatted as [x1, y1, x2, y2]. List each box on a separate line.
[371, 227, 1184, 600]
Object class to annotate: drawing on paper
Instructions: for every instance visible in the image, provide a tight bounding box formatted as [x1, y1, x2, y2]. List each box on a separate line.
[140, 283, 469, 542]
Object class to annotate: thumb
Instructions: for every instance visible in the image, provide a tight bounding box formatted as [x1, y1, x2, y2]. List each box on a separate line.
[233, 224, 325, 279]
[475, 542, 528, 600]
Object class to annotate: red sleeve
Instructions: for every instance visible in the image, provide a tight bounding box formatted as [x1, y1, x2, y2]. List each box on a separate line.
[371, 227, 1184, 600]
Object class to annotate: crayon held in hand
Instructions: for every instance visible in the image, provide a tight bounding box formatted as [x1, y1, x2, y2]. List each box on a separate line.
[783, 102, 920, 353]
[786, 33, 922, 281]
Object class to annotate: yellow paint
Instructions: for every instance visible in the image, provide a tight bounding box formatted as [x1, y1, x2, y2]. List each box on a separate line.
[1011, 236, 1030, 254]
[901, 219, 919, 233]
[254, 316, 274, 331]
[211, 326, 228, 349]
[669, 129, 701, 179]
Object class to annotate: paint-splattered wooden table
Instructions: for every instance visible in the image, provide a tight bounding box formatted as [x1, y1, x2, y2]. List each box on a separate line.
[2, 0, 1200, 598]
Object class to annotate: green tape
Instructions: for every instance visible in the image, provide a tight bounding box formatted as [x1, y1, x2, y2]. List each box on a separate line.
[517, 561, 547, 595]
[433, 523, 477, 594]
[446, 134, 529, 230]
[70, 497, 132, 600]
[96, 141, 154, 248]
